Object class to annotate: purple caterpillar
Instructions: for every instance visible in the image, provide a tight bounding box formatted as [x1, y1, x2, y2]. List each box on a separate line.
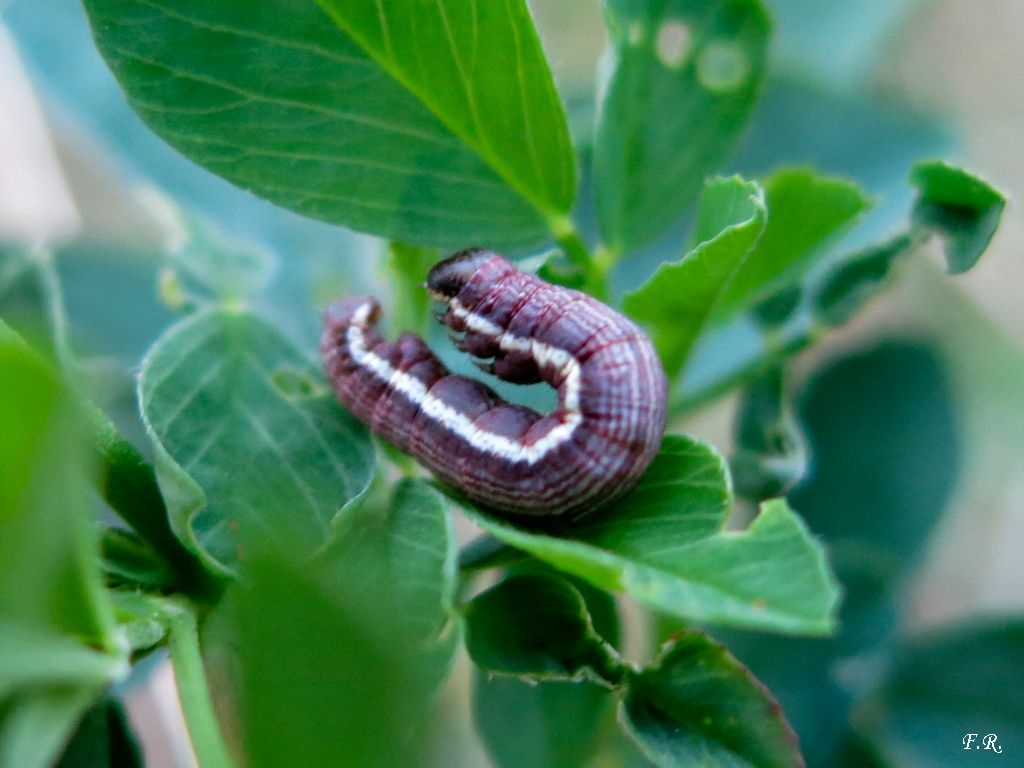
[321, 249, 668, 518]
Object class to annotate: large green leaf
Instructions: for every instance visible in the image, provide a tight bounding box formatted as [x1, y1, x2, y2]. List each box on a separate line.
[595, 0, 770, 254]
[138, 308, 375, 571]
[714, 168, 870, 319]
[82, 0, 575, 249]
[464, 574, 622, 684]
[624, 177, 766, 380]
[621, 631, 802, 768]
[909, 160, 1005, 274]
[458, 435, 838, 634]
[316, 0, 576, 216]
[854, 620, 1024, 767]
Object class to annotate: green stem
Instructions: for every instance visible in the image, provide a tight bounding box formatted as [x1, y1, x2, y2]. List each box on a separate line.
[549, 216, 591, 270]
[153, 597, 236, 768]
[549, 216, 612, 299]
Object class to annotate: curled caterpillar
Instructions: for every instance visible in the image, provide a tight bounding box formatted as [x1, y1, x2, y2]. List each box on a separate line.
[321, 249, 668, 518]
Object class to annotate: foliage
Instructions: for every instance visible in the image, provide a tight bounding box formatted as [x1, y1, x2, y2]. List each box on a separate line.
[0, 0, 1014, 766]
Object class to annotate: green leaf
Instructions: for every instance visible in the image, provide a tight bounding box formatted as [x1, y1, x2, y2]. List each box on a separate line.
[714, 168, 871, 319]
[464, 574, 623, 684]
[82, 0, 574, 249]
[325, 479, 457, 650]
[138, 308, 375, 571]
[471, 579, 620, 768]
[595, 0, 771, 254]
[620, 631, 802, 768]
[854, 620, 1024, 767]
[316, 0, 576, 213]
[55, 698, 143, 768]
[750, 284, 802, 330]
[220, 550, 435, 768]
[909, 160, 1005, 274]
[624, 177, 766, 380]
[812, 234, 913, 327]
[458, 435, 838, 634]
[730, 367, 807, 501]
[473, 674, 612, 768]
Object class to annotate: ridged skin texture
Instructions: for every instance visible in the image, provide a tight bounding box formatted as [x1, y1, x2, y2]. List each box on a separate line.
[321, 251, 668, 518]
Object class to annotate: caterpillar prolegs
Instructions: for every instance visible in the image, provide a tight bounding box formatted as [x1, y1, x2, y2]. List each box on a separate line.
[321, 249, 668, 518]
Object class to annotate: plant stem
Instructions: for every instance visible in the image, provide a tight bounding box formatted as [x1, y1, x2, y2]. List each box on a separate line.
[153, 597, 236, 768]
[549, 216, 612, 299]
[549, 216, 590, 270]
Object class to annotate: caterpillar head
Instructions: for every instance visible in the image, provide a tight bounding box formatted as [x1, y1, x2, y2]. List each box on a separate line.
[427, 248, 495, 299]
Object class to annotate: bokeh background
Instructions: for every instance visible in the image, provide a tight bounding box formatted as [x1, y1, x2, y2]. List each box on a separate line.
[1, 0, 1021, 765]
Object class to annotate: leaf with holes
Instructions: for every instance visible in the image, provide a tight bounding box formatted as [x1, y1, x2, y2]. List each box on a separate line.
[458, 435, 839, 634]
[81, 0, 574, 249]
[595, 0, 770, 254]
[138, 309, 375, 572]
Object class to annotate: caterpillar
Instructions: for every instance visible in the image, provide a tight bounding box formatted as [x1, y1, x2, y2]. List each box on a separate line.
[320, 249, 668, 518]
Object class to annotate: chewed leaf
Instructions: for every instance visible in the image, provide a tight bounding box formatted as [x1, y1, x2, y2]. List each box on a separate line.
[83, 0, 574, 249]
[458, 435, 839, 635]
[138, 309, 375, 572]
[595, 0, 770, 254]
[910, 160, 1005, 273]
